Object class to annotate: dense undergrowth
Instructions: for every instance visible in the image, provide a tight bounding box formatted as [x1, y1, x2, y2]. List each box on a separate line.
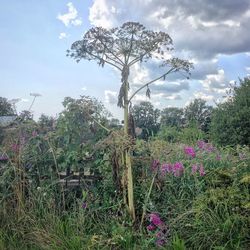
[0, 122, 249, 249]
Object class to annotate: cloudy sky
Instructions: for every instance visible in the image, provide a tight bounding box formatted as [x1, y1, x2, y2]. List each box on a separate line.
[1, 0, 250, 119]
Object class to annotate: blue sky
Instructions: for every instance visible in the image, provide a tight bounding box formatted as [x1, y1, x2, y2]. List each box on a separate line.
[1, 0, 250, 120]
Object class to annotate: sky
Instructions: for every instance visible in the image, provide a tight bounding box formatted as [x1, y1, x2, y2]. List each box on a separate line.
[1, 0, 250, 120]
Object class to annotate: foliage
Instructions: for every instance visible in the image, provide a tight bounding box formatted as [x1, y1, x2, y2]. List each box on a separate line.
[211, 77, 250, 146]
[0, 97, 15, 116]
[161, 107, 184, 128]
[184, 98, 213, 132]
[131, 101, 160, 140]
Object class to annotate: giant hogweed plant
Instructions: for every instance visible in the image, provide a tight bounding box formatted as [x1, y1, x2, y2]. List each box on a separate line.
[68, 22, 193, 220]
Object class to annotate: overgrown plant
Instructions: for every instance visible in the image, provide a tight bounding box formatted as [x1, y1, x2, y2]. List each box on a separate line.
[68, 21, 193, 220]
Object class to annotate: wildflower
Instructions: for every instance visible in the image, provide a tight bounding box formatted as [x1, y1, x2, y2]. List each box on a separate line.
[184, 146, 196, 158]
[156, 239, 165, 247]
[149, 213, 163, 226]
[151, 160, 160, 171]
[82, 202, 87, 209]
[161, 163, 172, 174]
[173, 162, 184, 177]
[147, 224, 156, 231]
[199, 164, 205, 176]
[205, 143, 215, 152]
[191, 164, 199, 174]
[197, 140, 206, 149]
[0, 155, 8, 161]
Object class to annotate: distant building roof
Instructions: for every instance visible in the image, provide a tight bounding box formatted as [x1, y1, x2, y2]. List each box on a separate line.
[0, 116, 17, 127]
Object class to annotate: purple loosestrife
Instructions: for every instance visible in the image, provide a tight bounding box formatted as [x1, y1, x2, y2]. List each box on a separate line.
[191, 164, 199, 174]
[184, 146, 196, 158]
[173, 162, 184, 177]
[199, 164, 205, 176]
[149, 213, 163, 226]
[161, 163, 173, 175]
[197, 140, 206, 149]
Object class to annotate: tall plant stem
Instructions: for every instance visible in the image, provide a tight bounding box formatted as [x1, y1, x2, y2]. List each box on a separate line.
[124, 78, 135, 221]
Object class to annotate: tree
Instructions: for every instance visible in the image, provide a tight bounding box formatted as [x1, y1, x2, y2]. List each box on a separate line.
[68, 22, 192, 220]
[0, 97, 14, 116]
[161, 107, 184, 128]
[131, 101, 160, 140]
[184, 98, 213, 132]
[211, 77, 250, 146]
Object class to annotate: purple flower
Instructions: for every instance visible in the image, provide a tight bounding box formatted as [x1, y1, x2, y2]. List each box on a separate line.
[0, 155, 8, 161]
[184, 146, 196, 158]
[197, 140, 206, 149]
[81, 202, 87, 209]
[173, 162, 184, 177]
[191, 164, 199, 174]
[205, 143, 215, 152]
[199, 164, 205, 176]
[149, 213, 163, 226]
[161, 163, 173, 175]
[151, 160, 160, 171]
[156, 239, 165, 247]
[147, 224, 156, 231]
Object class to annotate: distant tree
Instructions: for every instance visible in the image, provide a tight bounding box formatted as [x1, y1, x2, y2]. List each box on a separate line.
[18, 110, 34, 122]
[184, 98, 213, 132]
[0, 97, 14, 116]
[211, 77, 250, 146]
[68, 22, 192, 220]
[131, 101, 160, 140]
[161, 107, 184, 128]
[38, 114, 55, 134]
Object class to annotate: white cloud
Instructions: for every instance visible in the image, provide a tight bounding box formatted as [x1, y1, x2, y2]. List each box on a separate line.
[246, 67, 250, 72]
[57, 2, 82, 27]
[81, 86, 87, 91]
[201, 69, 228, 92]
[104, 90, 117, 104]
[59, 32, 67, 39]
[193, 91, 214, 101]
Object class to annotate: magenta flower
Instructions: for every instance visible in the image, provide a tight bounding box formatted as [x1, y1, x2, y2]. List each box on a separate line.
[199, 164, 205, 176]
[81, 202, 87, 209]
[173, 162, 184, 177]
[191, 164, 199, 174]
[161, 163, 172, 175]
[147, 224, 156, 231]
[149, 213, 163, 226]
[184, 146, 196, 158]
[197, 140, 206, 149]
[156, 239, 165, 247]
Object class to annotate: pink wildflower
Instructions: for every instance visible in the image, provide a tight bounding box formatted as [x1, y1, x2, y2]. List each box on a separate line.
[161, 163, 172, 174]
[173, 162, 184, 177]
[147, 224, 156, 231]
[191, 164, 199, 174]
[199, 164, 205, 176]
[184, 146, 196, 158]
[149, 213, 163, 226]
[156, 239, 165, 247]
[197, 140, 206, 149]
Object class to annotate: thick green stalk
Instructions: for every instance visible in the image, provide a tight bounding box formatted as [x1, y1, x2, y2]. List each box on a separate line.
[124, 79, 135, 221]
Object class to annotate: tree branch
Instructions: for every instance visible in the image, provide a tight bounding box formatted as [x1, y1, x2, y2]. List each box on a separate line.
[128, 67, 176, 103]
